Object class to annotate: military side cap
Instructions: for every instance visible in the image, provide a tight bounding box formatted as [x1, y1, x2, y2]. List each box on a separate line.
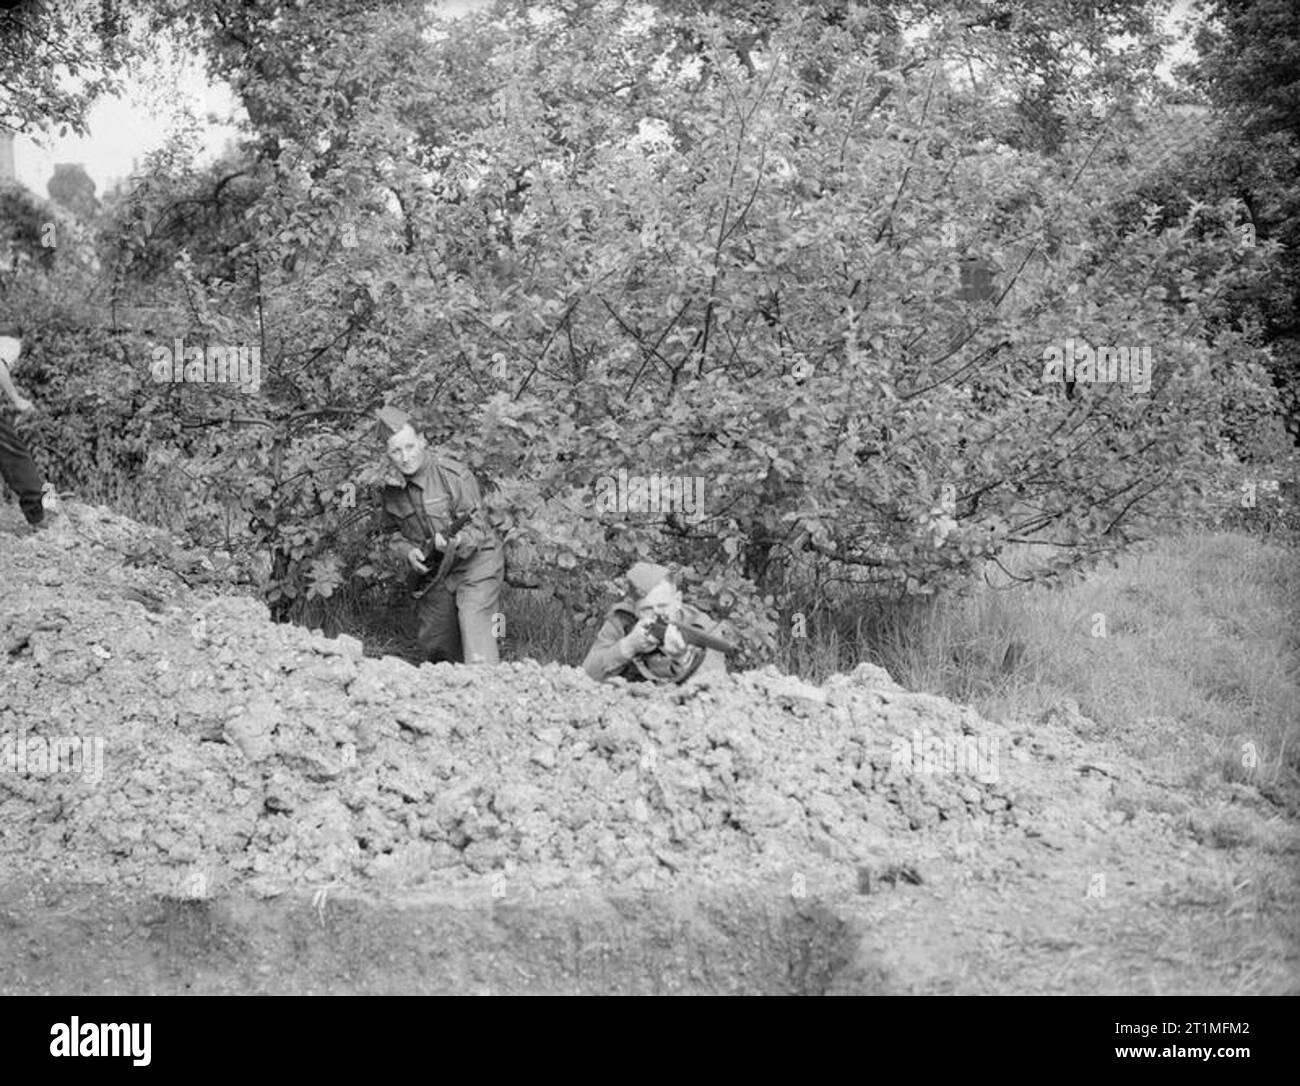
[375, 406, 412, 437]
[627, 561, 671, 600]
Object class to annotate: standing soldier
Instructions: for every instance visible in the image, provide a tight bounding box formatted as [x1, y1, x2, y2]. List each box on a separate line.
[375, 407, 504, 665]
[0, 328, 51, 532]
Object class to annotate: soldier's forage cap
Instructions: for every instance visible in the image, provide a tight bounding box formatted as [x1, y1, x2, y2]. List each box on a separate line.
[627, 561, 672, 600]
[375, 406, 413, 438]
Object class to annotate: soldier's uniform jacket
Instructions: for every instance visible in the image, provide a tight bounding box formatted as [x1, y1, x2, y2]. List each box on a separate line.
[583, 602, 727, 685]
[378, 454, 502, 593]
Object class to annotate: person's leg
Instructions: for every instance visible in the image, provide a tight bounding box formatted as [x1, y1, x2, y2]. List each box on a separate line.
[455, 548, 505, 664]
[0, 413, 45, 526]
[414, 584, 463, 664]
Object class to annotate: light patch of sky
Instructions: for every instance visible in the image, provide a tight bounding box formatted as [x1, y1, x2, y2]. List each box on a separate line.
[1159, 0, 1199, 75]
[9, 0, 1204, 199]
[619, 2, 658, 37]
[12, 33, 242, 199]
[438, 0, 490, 15]
[8, 0, 500, 196]
[922, 0, 1197, 99]
[629, 116, 673, 154]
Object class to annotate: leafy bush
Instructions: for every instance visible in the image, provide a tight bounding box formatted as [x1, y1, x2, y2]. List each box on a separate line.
[6, 0, 1293, 658]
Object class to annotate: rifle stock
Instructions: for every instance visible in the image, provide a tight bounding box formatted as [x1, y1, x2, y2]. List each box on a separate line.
[411, 509, 475, 599]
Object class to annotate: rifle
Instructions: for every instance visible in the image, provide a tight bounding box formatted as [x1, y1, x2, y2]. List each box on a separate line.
[411, 508, 475, 599]
[644, 614, 737, 655]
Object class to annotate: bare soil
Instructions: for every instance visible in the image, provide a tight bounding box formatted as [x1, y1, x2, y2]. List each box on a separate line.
[1, 501, 1296, 994]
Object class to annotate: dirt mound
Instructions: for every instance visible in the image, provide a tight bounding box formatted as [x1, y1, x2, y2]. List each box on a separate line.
[1, 504, 1024, 900]
[2, 500, 1297, 994]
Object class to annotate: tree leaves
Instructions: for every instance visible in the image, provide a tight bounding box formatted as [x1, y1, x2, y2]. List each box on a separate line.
[9, 0, 1286, 647]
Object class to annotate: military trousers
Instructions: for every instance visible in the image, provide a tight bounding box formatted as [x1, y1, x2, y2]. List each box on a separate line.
[0, 412, 45, 526]
[415, 543, 504, 665]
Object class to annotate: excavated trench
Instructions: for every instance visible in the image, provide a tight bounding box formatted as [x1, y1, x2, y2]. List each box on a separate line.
[1, 882, 865, 995]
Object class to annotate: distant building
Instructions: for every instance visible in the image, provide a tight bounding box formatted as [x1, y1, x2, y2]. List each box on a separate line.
[47, 162, 97, 220]
[0, 139, 99, 274]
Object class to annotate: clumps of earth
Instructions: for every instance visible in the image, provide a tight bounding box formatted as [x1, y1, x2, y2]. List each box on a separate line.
[2, 502, 1037, 901]
[3, 501, 1297, 995]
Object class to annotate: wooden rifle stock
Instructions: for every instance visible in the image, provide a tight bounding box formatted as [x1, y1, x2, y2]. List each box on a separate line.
[411, 509, 475, 599]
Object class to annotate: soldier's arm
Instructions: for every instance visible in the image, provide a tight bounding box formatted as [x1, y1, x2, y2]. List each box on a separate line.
[378, 492, 421, 564]
[449, 469, 494, 551]
[582, 614, 637, 681]
[0, 359, 27, 409]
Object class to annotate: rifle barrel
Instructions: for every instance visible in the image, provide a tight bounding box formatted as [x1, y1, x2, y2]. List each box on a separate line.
[678, 625, 737, 654]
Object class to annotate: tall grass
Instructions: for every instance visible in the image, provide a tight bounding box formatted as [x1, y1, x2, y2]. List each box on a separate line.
[769, 531, 1299, 788]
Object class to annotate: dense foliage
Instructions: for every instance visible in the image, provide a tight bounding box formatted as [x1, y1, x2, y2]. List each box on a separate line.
[2, 0, 1292, 656]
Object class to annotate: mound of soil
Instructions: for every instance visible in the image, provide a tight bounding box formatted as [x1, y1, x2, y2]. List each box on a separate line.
[1, 501, 1296, 994]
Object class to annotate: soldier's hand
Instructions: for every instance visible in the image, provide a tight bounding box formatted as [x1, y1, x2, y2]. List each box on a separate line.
[661, 623, 688, 658]
[619, 618, 659, 658]
[408, 547, 430, 574]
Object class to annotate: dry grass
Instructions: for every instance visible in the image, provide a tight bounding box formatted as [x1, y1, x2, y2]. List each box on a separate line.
[781, 530, 1300, 790]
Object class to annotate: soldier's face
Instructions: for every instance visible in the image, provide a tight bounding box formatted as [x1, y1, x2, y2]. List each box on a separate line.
[386, 425, 427, 475]
[637, 581, 682, 622]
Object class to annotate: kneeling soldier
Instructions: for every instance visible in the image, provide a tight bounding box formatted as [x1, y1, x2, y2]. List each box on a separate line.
[583, 561, 732, 685]
[375, 407, 504, 665]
